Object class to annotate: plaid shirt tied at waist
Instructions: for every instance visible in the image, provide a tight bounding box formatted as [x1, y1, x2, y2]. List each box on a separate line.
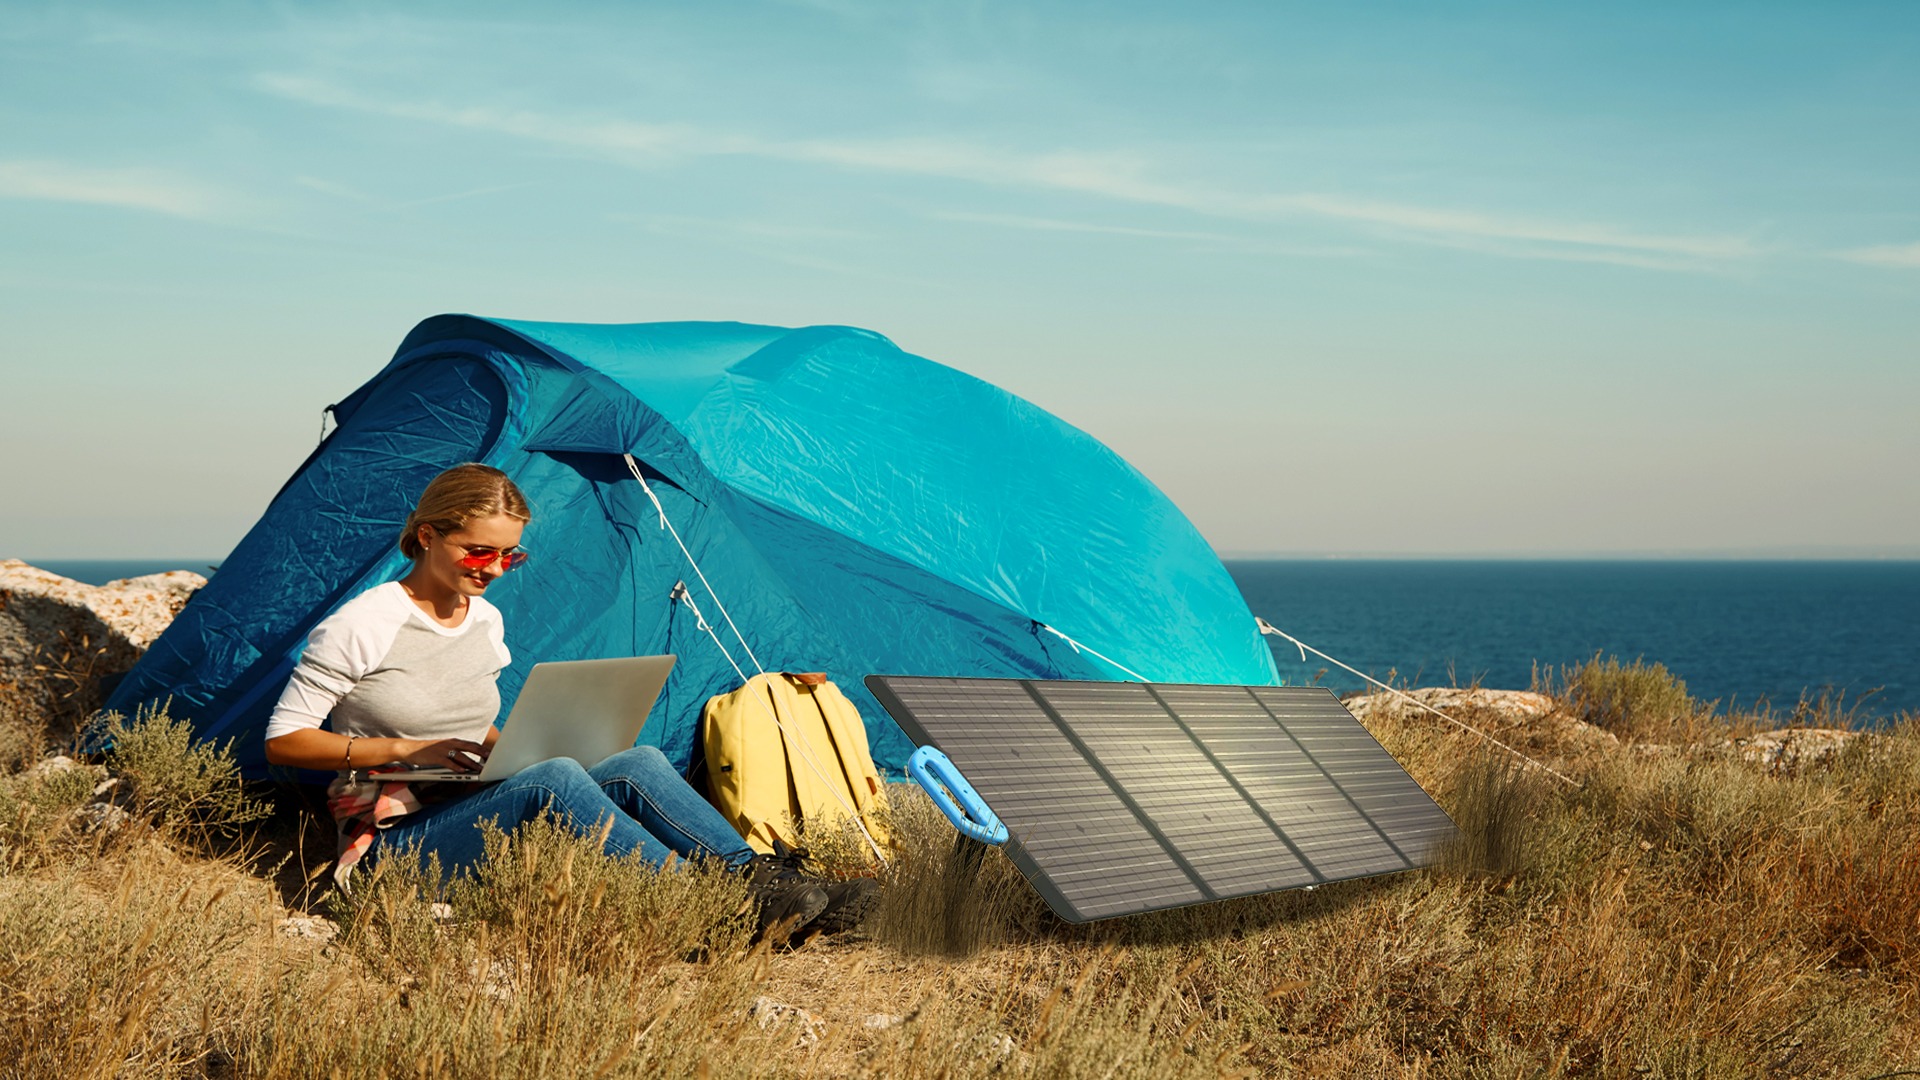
[325, 770, 423, 891]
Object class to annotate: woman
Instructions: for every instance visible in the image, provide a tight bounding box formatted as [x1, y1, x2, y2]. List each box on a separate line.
[264, 463, 866, 937]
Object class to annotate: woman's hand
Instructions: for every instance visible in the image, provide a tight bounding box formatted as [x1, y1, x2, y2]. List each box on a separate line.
[390, 737, 491, 772]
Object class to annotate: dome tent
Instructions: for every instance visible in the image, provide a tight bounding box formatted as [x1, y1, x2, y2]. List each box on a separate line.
[105, 315, 1281, 777]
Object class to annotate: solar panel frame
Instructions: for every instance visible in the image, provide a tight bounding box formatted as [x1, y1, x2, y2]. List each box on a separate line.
[867, 676, 1460, 923]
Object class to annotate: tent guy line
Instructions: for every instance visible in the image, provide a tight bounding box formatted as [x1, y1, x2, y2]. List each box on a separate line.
[1041, 612, 1575, 789]
[668, 579, 886, 863]
[631, 452, 888, 862]
[625, 452, 766, 674]
[1255, 618, 1582, 789]
[1037, 622, 1151, 682]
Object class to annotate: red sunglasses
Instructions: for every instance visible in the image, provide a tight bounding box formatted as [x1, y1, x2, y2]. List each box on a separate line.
[449, 542, 530, 572]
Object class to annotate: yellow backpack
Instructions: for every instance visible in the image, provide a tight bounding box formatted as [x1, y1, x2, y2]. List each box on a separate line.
[699, 672, 893, 859]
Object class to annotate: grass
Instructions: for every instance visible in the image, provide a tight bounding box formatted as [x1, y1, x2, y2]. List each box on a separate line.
[96, 708, 271, 845]
[1534, 652, 1707, 742]
[2, 657, 1918, 1077]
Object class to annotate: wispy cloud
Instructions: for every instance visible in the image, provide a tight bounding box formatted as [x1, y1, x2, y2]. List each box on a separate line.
[393, 182, 536, 209]
[611, 212, 927, 283]
[295, 174, 535, 210]
[256, 73, 1761, 269]
[616, 213, 870, 243]
[1276, 193, 1758, 261]
[295, 175, 379, 202]
[932, 210, 1367, 258]
[935, 210, 1249, 243]
[1382, 230, 1738, 272]
[259, 75, 696, 158]
[1834, 241, 1920, 269]
[0, 160, 221, 218]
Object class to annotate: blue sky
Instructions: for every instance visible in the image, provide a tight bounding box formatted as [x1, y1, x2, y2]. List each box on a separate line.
[3, 1, 1915, 559]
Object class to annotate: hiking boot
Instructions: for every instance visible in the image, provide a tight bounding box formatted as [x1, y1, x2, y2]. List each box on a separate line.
[742, 847, 830, 942]
[750, 840, 880, 937]
[746, 875, 829, 944]
[810, 876, 879, 935]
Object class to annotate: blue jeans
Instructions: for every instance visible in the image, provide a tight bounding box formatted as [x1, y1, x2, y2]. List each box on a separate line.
[374, 745, 755, 878]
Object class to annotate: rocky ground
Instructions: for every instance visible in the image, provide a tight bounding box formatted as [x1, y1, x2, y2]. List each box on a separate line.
[1344, 685, 1859, 769]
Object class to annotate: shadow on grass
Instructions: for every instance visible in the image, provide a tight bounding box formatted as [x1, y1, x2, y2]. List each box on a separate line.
[1076, 872, 1402, 948]
[252, 784, 339, 914]
[867, 786, 1406, 956]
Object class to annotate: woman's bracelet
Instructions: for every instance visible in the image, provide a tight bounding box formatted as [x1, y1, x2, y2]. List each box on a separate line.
[342, 735, 357, 770]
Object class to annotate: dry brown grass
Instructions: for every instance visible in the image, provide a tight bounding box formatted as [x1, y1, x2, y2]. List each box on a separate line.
[2, 678, 1918, 1077]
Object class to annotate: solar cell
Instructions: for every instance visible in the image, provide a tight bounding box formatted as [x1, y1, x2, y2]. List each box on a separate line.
[867, 676, 1460, 923]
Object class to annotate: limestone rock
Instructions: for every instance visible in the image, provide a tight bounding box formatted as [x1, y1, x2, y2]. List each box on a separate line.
[463, 957, 516, 1001]
[1725, 727, 1858, 769]
[1342, 687, 1620, 756]
[21, 754, 83, 782]
[277, 915, 341, 943]
[74, 800, 131, 833]
[750, 996, 826, 1047]
[0, 559, 206, 740]
[1342, 687, 1557, 722]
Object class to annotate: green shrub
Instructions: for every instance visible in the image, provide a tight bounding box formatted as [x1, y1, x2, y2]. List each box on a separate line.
[331, 813, 754, 990]
[0, 760, 100, 873]
[98, 706, 269, 843]
[453, 815, 753, 971]
[1545, 653, 1699, 741]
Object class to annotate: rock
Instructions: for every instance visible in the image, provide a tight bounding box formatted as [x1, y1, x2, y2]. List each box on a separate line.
[862, 1013, 905, 1030]
[975, 1032, 1017, 1062]
[277, 915, 340, 943]
[0, 559, 206, 741]
[74, 800, 131, 833]
[21, 754, 82, 781]
[464, 957, 516, 1001]
[1343, 687, 1558, 724]
[749, 995, 826, 1047]
[1725, 727, 1858, 769]
[1343, 687, 1620, 756]
[18, 755, 109, 789]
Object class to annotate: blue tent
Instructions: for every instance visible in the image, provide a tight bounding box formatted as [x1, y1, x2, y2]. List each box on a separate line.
[106, 316, 1279, 777]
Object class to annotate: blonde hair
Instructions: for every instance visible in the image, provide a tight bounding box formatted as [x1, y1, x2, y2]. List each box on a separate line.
[398, 464, 531, 560]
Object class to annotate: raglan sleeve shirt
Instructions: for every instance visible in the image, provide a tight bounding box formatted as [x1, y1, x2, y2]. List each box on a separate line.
[265, 582, 511, 747]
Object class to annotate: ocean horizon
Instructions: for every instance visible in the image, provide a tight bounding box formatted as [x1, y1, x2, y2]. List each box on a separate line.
[1228, 559, 1918, 724]
[22, 556, 1919, 724]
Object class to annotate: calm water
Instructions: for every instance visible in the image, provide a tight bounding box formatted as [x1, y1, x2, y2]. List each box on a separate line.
[1229, 560, 1920, 723]
[30, 558, 1920, 723]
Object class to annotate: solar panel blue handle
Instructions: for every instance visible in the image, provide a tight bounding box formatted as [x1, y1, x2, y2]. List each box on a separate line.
[908, 745, 1008, 846]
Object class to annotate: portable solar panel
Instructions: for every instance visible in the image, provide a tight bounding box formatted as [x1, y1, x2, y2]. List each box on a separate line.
[866, 676, 1460, 923]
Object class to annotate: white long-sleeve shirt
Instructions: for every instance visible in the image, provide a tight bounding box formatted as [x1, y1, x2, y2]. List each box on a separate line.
[265, 581, 511, 746]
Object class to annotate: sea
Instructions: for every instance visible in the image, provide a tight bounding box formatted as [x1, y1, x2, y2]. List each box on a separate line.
[29, 558, 1920, 725]
[1227, 560, 1919, 724]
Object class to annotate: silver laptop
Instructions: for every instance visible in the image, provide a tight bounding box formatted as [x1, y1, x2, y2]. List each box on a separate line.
[401, 655, 676, 783]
